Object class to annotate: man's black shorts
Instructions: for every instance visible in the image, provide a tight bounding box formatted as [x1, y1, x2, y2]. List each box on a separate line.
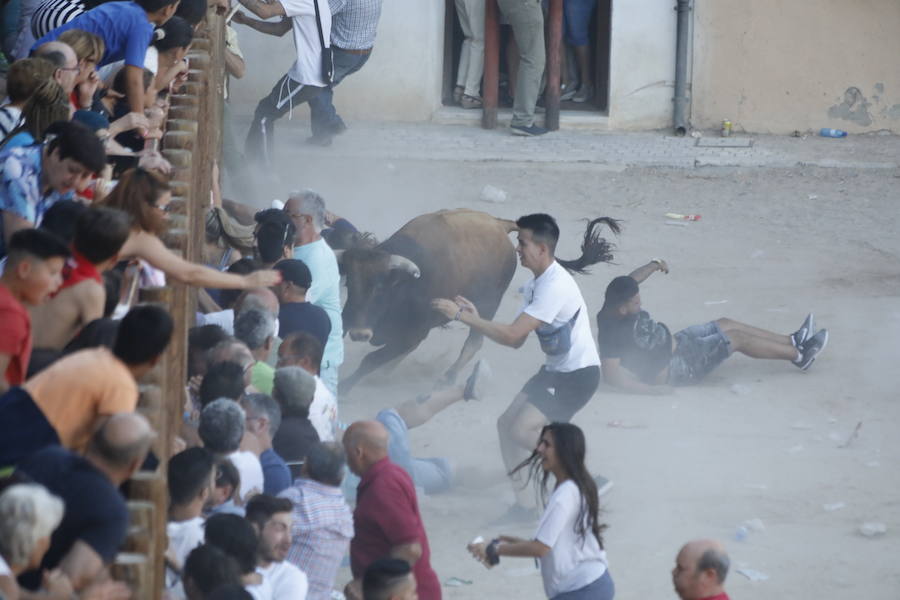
[521, 365, 601, 423]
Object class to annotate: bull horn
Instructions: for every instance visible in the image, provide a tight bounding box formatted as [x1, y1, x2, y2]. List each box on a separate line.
[387, 254, 421, 278]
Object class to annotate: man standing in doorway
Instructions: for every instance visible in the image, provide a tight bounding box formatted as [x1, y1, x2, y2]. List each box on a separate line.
[497, 0, 546, 136]
[432, 213, 615, 523]
[235, 0, 332, 166]
[306, 0, 384, 147]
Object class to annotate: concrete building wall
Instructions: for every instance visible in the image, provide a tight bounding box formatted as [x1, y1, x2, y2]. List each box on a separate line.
[691, 0, 900, 134]
[607, 0, 678, 130]
[229, 0, 445, 122]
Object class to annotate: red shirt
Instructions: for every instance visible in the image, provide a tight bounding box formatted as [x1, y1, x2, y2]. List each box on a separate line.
[701, 594, 730, 600]
[350, 457, 441, 600]
[0, 283, 31, 386]
[56, 249, 102, 295]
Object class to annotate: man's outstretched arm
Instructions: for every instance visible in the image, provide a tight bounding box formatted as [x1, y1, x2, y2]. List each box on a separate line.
[602, 358, 672, 395]
[628, 259, 668, 283]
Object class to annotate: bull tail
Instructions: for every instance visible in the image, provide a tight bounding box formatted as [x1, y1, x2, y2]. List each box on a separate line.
[495, 217, 518, 233]
[557, 217, 622, 275]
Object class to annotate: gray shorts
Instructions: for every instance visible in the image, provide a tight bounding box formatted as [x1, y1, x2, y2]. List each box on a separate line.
[668, 321, 732, 385]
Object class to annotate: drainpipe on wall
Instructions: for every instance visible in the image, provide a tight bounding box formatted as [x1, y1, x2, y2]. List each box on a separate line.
[673, 0, 692, 136]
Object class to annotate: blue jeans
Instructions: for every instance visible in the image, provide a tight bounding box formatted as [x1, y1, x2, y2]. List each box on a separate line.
[308, 48, 372, 137]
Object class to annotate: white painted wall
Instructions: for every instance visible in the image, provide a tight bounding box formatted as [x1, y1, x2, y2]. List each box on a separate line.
[606, 0, 678, 130]
[228, 0, 445, 122]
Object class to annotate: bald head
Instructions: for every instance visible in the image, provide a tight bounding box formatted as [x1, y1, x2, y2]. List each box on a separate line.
[672, 539, 729, 600]
[235, 287, 279, 318]
[86, 413, 155, 481]
[342, 421, 389, 476]
[34, 41, 78, 94]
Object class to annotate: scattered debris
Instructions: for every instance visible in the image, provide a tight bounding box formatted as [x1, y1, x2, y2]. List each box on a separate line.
[859, 522, 888, 538]
[606, 420, 647, 429]
[744, 518, 765, 532]
[808, 194, 819, 200]
[737, 568, 770, 582]
[729, 384, 750, 396]
[705, 300, 728, 305]
[444, 577, 473, 587]
[479, 184, 508, 204]
[823, 502, 846, 512]
[665, 212, 701, 221]
[839, 421, 863, 448]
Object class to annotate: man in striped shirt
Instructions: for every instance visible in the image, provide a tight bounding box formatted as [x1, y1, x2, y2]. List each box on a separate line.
[278, 441, 353, 600]
[306, 0, 383, 146]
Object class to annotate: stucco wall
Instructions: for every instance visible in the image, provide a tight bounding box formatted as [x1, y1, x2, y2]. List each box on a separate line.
[691, 0, 900, 134]
[607, 0, 678, 130]
[229, 0, 445, 122]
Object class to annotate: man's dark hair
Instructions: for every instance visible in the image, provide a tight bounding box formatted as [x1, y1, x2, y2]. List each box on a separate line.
[273, 259, 311, 290]
[199, 399, 245, 454]
[242, 393, 282, 438]
[168, 447, 215, 506]
[280, 332, 323, 372]
[363, 558, 413, 600]
[63, 318, 118, 355]
[244, 494, 292, 531]
[135, 0, 180, 13]
[113, 304, 173, 365]
[256, 220, 295, 264]
[306, 442, 345, 487]
[697, 548, 730, 584]
[199, 361, 246, 407]
[601, 275, 639, 312]
[183, 544, 242, 597]
[45, 120, 106, 174]
[254, 208, 291, 227]
[190, 324, 229, 354]
[214, 457, 241, 500]
[174, 0, 206, 25]
[516, 213, 560, 252]
[154, 16, 193, 52]
[207, 585, 253, 600]
[112, 66, 155, 95]
[204, 514, 258, 574]
[219, 258, 261, 309]
[5, 228, 70, 267]
[39, 200, 88, 245]
[73, 207, 132, 264]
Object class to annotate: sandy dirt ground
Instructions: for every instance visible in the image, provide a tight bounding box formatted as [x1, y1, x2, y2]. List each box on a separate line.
[238, 123, 900, 599]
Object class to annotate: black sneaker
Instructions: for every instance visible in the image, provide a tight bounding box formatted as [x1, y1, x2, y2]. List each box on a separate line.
[305, 134, 333, 147]
[511, 123, 548, 137]
[489, 503, 540, 527]
[791, 313, 815, 348]
[593, 474, 614, 496]
[793, 329, 828, 370]
[463, 359, 491, 401]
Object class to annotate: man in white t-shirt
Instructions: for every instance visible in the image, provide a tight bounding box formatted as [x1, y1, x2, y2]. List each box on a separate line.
[165, 447, 216, 599]
[234, 0, 332, 166]
[433, 213, 618, 523]
[246, 494, 309, 599]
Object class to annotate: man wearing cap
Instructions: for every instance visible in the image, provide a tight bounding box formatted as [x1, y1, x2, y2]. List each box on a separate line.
[272, 259, 331, 350]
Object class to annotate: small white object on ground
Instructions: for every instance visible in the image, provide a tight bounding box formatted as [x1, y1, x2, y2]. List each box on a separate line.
[737, 568, 770, 582]
[704, 300, 728, 305]
[479, 184, 508, 204]
[730, 383, 750, 396]
[859, 522, 888, 537]
[743, 518, 765, 532]
[823, 502, 846, 511]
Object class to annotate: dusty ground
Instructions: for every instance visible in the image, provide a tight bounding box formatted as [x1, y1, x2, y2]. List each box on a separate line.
[231, 117, 900, 599]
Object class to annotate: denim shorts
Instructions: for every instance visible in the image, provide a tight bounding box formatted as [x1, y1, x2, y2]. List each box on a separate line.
[564, 0, 598, 46]
[668, 321, 733, 385]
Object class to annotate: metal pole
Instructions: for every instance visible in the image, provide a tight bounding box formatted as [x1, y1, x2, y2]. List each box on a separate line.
[482, 0, 500, 129]
[673, 0, 691, 136]
[546, 0, 563, 131]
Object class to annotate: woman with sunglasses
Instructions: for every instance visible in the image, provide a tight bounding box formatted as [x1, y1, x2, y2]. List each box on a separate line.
[469, 423, 614, 600]
[99, 168, 280, 290]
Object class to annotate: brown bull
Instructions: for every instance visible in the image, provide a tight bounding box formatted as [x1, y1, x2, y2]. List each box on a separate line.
[338, 209, 518, 392]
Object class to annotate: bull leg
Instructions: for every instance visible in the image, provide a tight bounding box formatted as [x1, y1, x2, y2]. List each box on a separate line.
[441, 329, 484, 385]
[340, 335, 427, 394]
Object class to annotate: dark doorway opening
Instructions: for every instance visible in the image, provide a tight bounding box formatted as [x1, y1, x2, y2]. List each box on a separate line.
[442, 0, 611, 113]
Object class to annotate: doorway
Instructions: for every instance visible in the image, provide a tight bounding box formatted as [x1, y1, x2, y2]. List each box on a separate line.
[442, 0, 612, 113]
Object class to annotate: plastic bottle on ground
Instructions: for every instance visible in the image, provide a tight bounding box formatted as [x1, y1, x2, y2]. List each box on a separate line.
[819, 128, 848, 138]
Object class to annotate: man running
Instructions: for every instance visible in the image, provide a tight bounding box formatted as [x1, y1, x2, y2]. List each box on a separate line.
[432, 213, 618, 523]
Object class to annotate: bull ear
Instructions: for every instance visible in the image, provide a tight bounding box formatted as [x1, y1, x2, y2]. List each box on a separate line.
[387, 254, 421, 279]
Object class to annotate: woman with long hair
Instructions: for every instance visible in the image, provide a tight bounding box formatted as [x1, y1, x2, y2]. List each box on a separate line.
[469, 423, 615, 599]
[98, 168, 280, 290]
[0, 80, 71, 150]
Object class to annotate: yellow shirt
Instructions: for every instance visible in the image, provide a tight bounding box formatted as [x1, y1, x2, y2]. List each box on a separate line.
[26, 348, 138, 452]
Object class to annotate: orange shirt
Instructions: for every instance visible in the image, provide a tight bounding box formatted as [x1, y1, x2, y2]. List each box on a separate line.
[25, 348, 138, 451]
